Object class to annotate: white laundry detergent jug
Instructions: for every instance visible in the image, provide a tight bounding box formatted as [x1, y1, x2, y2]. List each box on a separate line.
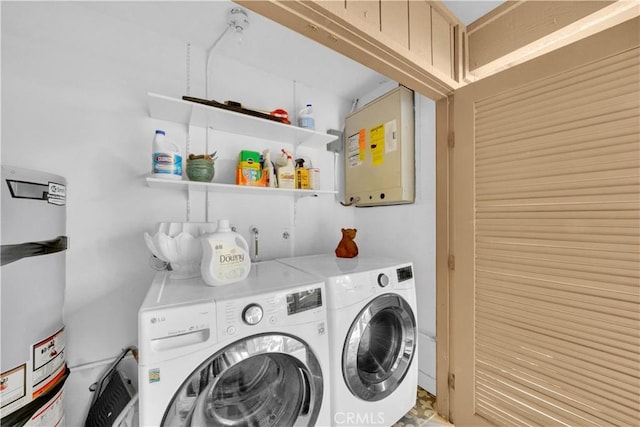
[200, 219, 251, 286]
[152, 129, 182, 179]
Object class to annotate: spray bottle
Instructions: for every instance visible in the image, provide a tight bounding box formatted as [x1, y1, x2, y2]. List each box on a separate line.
[276, 152, 295, 189]
[295, 158, 310, 189]
[263, 150, 277, 188]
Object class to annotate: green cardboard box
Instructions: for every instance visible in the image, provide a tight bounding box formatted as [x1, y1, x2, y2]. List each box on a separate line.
[239, 150, 261, 169]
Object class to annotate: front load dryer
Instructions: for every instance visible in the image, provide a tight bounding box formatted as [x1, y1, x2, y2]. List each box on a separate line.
[138, 260, 330, 427]
[278, 254, 418, 427]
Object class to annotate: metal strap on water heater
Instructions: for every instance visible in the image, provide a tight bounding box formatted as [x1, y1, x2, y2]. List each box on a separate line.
[1, 236, 68, 266]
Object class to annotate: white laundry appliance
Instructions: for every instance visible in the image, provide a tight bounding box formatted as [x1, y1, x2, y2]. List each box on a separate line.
[278, 254, 418, 427]
[137, 260, 331, 427]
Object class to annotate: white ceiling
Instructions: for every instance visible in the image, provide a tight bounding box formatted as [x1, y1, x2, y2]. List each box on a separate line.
[81, 1, 503, 100]
[443, 1, 505, 25]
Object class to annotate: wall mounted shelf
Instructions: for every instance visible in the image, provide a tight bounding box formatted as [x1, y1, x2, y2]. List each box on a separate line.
[147, 92, 339, 198]
[148, 92, 337, 148]
[146, 176, 337, 197]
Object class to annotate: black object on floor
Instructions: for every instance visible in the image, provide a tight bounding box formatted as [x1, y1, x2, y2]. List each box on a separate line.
[84, 346, 137, 427]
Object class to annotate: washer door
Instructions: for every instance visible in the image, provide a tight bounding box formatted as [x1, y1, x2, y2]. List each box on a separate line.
[162, 333, 323, 427]
[343, 293, 416, 401]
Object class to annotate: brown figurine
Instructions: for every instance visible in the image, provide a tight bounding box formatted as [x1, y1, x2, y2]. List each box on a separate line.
[335, 228, 358, 258]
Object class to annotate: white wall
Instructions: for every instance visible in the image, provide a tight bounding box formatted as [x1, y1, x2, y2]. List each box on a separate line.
[2, 4, 193, 423]
[2, 2, 436, 424]
[200, 55, 357, 258]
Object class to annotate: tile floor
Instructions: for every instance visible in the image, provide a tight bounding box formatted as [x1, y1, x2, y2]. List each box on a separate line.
[393, 387, 454, 426]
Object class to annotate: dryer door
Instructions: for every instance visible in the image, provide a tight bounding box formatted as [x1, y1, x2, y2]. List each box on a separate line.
[343, 293, 416, 401]
[162, 333, 323, 427]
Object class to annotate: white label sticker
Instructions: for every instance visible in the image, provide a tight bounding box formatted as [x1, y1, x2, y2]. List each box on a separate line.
[347, 132, 362, 167]
[47, 182, 66, 206]
[25, 387, 64, 427]
[385, 119, 398, 153]
[32, 328, 65, 395]
[149, 368, 160, 383]
[0, 364, 26, 408]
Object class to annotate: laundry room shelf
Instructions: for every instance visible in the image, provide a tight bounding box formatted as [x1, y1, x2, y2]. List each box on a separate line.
[146, 176, 338, 197]
[148, 92, 337, 148]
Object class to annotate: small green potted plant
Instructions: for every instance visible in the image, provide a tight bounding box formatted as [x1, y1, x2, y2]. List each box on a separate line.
[186, 151, 217, 182]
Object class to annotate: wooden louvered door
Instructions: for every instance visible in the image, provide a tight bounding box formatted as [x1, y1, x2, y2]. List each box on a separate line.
[449, 19, 639, 426]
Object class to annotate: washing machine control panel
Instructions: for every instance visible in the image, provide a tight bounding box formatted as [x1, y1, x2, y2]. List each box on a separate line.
[377, 273, 390, 287]
[242, 304, 264, 325]
[286, 287, 323, 315]
[218, 284, 326, 338]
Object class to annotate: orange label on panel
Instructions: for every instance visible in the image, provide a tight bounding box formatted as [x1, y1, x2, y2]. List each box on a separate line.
[359, 129, 366, 162]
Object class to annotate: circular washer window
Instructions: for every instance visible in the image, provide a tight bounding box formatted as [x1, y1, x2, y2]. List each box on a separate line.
[162, 334, 322, 426]
[342, 293, 416, 401]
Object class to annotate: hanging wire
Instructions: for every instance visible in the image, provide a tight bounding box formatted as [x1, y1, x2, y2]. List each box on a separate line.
[205, 24, 232, 100]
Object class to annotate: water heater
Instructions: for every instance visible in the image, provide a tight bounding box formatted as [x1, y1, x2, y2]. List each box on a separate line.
[1, 165, 68, 425]
[343, 85, 415, 207]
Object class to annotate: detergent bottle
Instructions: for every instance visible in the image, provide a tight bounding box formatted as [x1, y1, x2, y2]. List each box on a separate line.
[298, 104, 315, 130]
[263, 150, 277, 188]
[152, 130, 182, 179]
[276, 153, 295, 189]
[200, 220, 251, 286]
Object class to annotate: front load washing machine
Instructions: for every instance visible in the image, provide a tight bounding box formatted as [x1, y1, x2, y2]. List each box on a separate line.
[278, 254, 418, 427]
[138, 260, 330, 427]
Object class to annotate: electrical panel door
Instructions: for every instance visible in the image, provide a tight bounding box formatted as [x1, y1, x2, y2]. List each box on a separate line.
[344, 85, 415, 207]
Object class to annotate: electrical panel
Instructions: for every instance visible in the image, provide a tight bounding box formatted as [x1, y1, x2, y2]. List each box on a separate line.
[343, 85, 415, 207]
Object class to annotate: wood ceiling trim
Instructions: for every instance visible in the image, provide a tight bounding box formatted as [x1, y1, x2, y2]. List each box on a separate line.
[467, 1, 640, 80]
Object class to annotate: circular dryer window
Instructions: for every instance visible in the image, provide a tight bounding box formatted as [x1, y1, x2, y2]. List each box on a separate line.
[343, 293, 416, 401]
[162, 334, 323, 427]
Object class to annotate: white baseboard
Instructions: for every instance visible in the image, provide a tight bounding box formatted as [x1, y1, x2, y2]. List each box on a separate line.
[418, 371, 436, 395]
[417, 332, 436, 395]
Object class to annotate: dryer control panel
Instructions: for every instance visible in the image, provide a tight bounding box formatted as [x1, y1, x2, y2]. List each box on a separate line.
[217, 284, 326, 340]
[396, 265, 414, 282]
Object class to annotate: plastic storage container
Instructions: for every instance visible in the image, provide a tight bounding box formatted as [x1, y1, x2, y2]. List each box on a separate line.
[276, 154, 295, 189]
[298, 104, 315, 130]
[152, 130, 182, 179]
[200, 220, 251, 286]
[308, 168, 320, 190]
[295, 158, 310, 189]
[263, 150, 277, 188]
